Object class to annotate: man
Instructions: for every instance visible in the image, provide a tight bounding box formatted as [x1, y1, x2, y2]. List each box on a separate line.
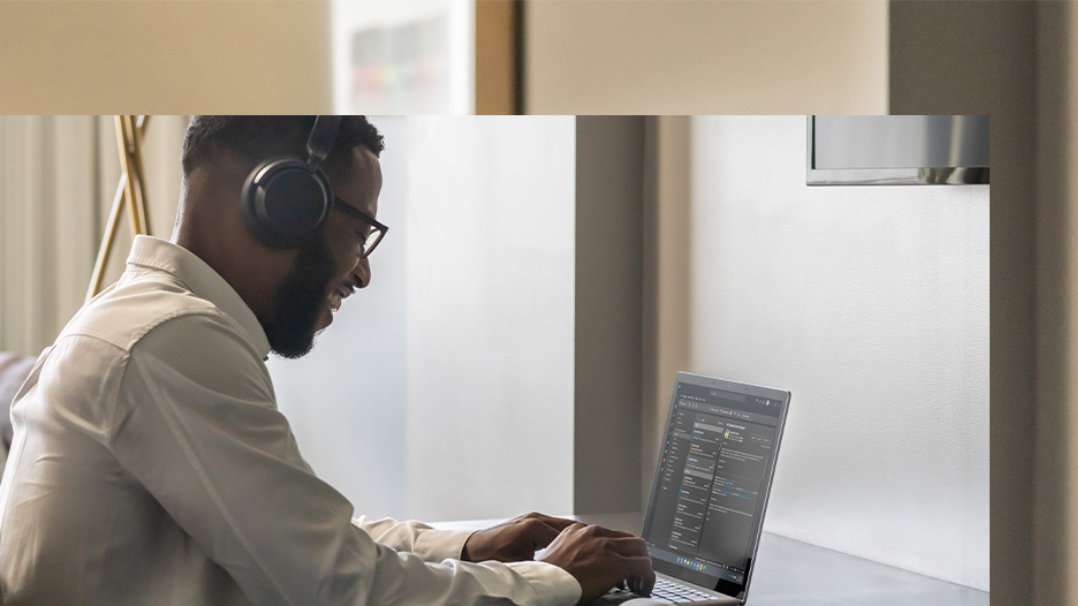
[0, 116, 654, 605]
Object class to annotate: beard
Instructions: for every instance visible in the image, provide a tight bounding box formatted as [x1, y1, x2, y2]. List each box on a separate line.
[262, 233, 336, 359]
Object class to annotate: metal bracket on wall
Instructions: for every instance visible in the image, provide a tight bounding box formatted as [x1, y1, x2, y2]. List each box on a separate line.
[85, 116, 152, 303]
[806, 115, 990, 186]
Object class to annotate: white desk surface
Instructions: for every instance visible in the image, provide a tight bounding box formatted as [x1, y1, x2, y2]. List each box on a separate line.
[432, 512, 989, 606]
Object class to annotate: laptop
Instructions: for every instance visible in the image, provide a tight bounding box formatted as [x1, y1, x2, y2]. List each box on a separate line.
[602, 372, 791, 605]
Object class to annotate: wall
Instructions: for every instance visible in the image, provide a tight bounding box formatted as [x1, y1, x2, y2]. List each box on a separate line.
[524, 0, 888, 114]
[403, 116, 575, 521]
[272, 117, 577, 522]
[1035, 2, 1078, 604]
[0, 3, 332, 113]
[887, 3, 1037, 602]
[641, 117, 694, 508]
[574, 117, 645, 514]
[687, 116, 989, 589]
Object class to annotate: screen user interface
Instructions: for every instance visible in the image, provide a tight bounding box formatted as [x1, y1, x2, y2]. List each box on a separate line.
[641, 380, 785, 594]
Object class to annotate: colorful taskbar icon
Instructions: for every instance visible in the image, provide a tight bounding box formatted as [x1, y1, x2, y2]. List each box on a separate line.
[676, 556, 708, 573]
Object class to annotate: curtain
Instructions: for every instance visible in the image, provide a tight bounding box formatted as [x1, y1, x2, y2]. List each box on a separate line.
[0, 116, 187, 356]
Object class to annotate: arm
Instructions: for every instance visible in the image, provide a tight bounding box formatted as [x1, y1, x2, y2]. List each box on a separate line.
[352, 515, 473, 562]
[107, 313, 580, 606]
[353, 511, 581, 564]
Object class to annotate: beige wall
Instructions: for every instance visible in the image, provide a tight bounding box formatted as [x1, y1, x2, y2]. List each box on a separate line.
[573, 117, 646, 514]
[524, 0, 888, 114]
[0, 2, 332, 113]
[641, 116, 692, 507]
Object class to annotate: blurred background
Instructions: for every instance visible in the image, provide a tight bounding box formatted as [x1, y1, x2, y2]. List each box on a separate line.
[329, 1, 474, 113]
[0, 114, 989, 593]
[1, 1, 1075, 605]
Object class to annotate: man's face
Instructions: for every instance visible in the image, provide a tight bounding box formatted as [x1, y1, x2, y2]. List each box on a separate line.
[263, 147, 383, 358]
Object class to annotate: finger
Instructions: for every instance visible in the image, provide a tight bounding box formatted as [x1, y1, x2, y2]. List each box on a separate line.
[588, 525, 641, 539]
[522, 521, 564, 550]
[632, 575, 653, 596]
[551, 521, 588, 539]
[538, 522, 585, 552]
[619, 554, 657, 582]
[607, 536, 651, 556]
[523, 515, 580, 545]
[530, 520, 591, 551]
[523, 512, 579, 531]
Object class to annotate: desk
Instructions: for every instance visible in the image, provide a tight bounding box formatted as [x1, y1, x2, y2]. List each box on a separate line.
[433, 512, 989, 606]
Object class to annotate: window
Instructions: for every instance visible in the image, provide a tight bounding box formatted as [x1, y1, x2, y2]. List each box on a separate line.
[330, 1, 474, 114]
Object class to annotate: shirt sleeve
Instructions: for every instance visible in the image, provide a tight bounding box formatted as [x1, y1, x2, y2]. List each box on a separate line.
[107, 313, 582, 606]
[351, 516, 475, 562]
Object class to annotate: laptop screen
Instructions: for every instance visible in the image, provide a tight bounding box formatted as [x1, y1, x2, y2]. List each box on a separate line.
[641, 373, 790, 599]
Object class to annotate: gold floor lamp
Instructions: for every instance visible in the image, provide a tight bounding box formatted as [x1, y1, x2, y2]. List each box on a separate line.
[85, 115, 152, 303]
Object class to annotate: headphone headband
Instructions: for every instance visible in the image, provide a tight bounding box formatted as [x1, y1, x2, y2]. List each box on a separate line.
[306, 115, 343, 168]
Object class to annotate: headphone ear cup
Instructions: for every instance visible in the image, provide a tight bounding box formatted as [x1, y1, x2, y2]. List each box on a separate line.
[241, 157, 333, 249]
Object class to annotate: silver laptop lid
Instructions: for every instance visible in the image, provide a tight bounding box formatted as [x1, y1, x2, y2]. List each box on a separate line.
[640, 372, 791, 603]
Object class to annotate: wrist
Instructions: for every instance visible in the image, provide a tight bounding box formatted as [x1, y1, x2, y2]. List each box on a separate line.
[460, 530, 479, 561]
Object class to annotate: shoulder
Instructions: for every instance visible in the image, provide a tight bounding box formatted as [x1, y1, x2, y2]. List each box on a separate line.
[131, 310, 271, 398]
[53, 271, 274, 410]
[101, 295, 276, 422]
[64, 272, 251, 357]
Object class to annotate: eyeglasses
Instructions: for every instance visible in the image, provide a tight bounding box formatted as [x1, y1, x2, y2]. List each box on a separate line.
[333, 197, 389, 258]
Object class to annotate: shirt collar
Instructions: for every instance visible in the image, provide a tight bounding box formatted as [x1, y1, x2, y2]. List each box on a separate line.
[126, 235, 272, 360]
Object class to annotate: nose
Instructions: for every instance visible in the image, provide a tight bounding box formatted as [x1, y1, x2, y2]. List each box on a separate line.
[354, 257, 371, 289]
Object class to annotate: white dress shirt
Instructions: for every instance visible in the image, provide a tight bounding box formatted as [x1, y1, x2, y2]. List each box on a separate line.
[0, 235, 581, 606]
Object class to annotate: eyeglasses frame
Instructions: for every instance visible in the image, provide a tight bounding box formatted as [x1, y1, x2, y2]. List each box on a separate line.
[333, 197, 389, 258]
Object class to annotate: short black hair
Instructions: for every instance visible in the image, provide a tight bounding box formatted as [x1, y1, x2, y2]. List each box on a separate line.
[181, 116, 384, 175]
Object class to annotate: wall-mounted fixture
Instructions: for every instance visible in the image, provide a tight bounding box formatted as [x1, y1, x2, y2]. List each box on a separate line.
[807, 115, 989, 185]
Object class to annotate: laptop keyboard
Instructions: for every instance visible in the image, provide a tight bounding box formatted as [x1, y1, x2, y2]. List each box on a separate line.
[651, 577, 720, 603]
[604, 576, 719, 604]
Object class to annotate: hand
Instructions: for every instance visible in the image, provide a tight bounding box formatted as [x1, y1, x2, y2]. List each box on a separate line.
[539, 523, 655, 605]
[461, 512, 577, 563]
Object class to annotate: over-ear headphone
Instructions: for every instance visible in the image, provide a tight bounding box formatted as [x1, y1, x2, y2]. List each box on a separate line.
[240, 116, 343, 249]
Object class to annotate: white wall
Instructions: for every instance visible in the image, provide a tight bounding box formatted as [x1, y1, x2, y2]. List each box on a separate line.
[688, 116, 989, 589]
[403, 117, 575, 521]
[272, 117, 576, 522]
